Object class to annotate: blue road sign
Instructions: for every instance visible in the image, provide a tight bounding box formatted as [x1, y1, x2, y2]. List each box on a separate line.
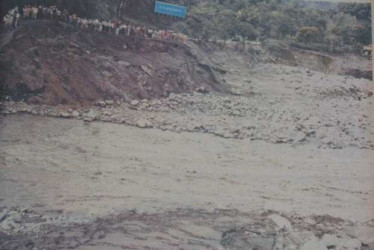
[155, 1, 187, 19]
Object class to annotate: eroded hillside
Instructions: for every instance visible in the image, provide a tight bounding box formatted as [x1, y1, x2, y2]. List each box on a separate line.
[0, 20, 225, 105]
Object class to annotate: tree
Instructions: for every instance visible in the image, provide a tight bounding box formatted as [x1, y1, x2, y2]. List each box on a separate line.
[338, 3, 371, 22]
[236, 22, 258, 50]
[268, 11, 297, 39]
[296, 26, 320, 44]
[116, 0, 129, 18]
[327, 12, 364, 45]
[215, 9, 237, 42]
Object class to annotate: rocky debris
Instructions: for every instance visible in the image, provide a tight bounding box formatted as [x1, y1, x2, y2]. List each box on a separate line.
[293, 131, 307, 143]
[300, 239, 328, 250]
[195, 87, 209, 94]
[221, 228, 275, 249]
[1, 62, 373, 150]
[321, 234, 341, 248]
[96, 100, 115, 107]
[59, 111, 71, 118]
[340, 239, 362, 250]
[318, 85, 373, 101]
[131, 100, 140, 106]
[0, 208, 47, 234]
[219, 214, 369, 250]
[307, 70, 314, 77]
[72, 110, 80, 118]
[141, 65, 153, 76]
[96, 100, 106, 107]
[231, 110, 241, 116]
[105, 100, 115, 106]
[354, 225, 374, 246]
[136, 118, 152, 128]
[1, 208, 366, 250]
[118, 60, 130, 66]
[268, 214, 292, 231]
[0, 210, 8, 223]
[1, 87, 373, 149]
[320, 234, 364, 250]
[83, 109, 99, 122]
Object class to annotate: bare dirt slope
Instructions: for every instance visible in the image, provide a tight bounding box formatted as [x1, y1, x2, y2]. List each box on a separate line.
[0, 20, 224, 105]
[264, 44, 372, 80]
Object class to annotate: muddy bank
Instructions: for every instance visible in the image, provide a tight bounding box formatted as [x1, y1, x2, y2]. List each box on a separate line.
[2, 62, 372, 150]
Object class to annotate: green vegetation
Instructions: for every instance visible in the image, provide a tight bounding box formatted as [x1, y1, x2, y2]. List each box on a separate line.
[172, 0, 371, 51]
[2, 0, 371, 53]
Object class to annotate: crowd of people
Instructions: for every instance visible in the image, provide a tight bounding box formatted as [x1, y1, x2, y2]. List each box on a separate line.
[23, 5, 63, 20]
[3, 7, 21, 29]
[3, 5, 189, 43]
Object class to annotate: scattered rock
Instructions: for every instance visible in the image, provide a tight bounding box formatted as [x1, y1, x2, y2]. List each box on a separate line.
[83, 109, 99, 122]
[339, 239, 362, 250]
[268, 214, 292, 231]
[102, 110, 113, 116]
[141, 65, 153, 76]
[96, 100, 106, 107]
[221, 229, 275, 250]
[322, 137, 334, 145]
[195, 87, 209, 94]
[105, 100, 114, 106]
[131, 100, 140, 106]
[273, 235, 297, 250]
[294, 131, 307, 142]
[231, 110, 241, 116]
[321, 234, 340, 248]
[72, 110, 80, 118]
[177, 222, 221, 240]
[7, 211, 22, 223]
[118, 60, 130, 66]
[231, 89, 241, 95]
[136, 119, 152, 128]
[0, 209, 9, 222]
[354, 225, 374, 245]
[0, 219, 19, 231]
[300, 239, 328, 250]
[59, 112, 71, 118]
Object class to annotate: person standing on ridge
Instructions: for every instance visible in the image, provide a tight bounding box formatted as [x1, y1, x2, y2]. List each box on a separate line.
[13, 10, 20, 29]
[32, 5, 38, 20]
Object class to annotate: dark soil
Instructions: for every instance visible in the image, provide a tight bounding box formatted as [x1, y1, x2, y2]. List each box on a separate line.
[0, 20, 224, 106]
